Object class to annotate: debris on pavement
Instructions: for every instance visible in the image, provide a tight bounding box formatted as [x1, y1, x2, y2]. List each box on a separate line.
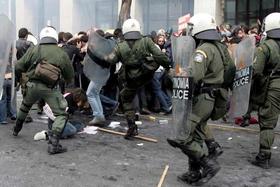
[108, 121, 121, 129]
[157, 165, 169, 187]
[135, 121, 142, 125]
[79, 126, 99, 135]
[98, 128, 158, 143]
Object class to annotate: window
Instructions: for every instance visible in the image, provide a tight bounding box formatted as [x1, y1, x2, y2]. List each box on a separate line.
[95, 1, 118, 29]
[142, 0, 193, 34]
[224, 0, 279, 26]
[43, 0, 60, 31]
[248, 0, 260, 25]
[73, 0, 117, 33]
[263, 0, 275, 9]
[262, 0, 276, 20]
[224, 0, 236, 25]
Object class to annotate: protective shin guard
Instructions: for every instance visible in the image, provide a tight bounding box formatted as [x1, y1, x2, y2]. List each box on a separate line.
[13, 119, 25, 136]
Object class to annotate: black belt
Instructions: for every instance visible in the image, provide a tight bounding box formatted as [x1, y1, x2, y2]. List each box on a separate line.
[195, 84, 221, 98]
[5, 78, 12, 80]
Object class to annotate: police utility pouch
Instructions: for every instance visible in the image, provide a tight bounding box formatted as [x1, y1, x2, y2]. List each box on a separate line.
[126, 56, 156, 87]
[126, 51, 158, 85]
[35, 60, 61, 86]
[31, 45, 61, 87]
[142, 56, 159, 75]
[250, 74, 266, 105]
[210, 88, 228, 120]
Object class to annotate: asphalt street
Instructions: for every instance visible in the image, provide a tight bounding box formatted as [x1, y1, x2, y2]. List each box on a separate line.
[0, 110, 279, 187]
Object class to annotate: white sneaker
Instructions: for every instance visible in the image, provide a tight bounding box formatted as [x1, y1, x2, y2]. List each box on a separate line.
[34, 130, 48, 141]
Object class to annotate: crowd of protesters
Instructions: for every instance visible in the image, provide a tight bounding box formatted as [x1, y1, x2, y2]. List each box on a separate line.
[0, 22, 263, 131]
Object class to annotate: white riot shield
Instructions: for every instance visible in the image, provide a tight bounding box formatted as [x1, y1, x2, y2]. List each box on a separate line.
[83, 31, 116, 83]
[171, 36, 195, 140]
[229, 36, 256, 118]
[0, 15, 16, 96]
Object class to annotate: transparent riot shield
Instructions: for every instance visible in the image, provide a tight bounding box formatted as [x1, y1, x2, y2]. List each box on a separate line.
[83, 31, 116, 82]
[87, 30, 117, 62]
[171, 35, 195, 140]
[0, 14, 16, 97]
[229, 36, 256, 118]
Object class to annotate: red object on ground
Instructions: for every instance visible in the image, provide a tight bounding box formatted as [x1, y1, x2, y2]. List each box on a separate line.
[235, 117, 258, 125]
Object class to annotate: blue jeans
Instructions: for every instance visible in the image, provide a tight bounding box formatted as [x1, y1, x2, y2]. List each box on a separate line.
[48, 119, 85, 138]
[151, 71, 172, 112]
[100, 94, 118, 116]
[0, 79, 16, 122]
[87, 81, 105, 118]
[84, 54, 111, 118]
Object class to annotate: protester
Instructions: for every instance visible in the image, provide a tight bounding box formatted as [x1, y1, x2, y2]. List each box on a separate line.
[34, 88, 87, 140]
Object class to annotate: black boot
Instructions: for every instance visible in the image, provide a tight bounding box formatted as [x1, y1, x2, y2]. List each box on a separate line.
[13, 119, 24, 136]
[178, 159, 201, 184]
[240, 114, 250, 127]
[192, 156, 221, 186]
[124, 120, 138, 140]
[205, 140, 223, 159]
[47, 134, 67, 155]
[251, 152, 271, 169]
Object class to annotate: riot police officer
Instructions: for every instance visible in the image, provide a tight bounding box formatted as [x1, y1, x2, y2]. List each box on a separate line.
[167, 13, 234, 185]
[13, 26, 74, 154]
[251, 12, 280, 169]
[90, 19, 170, 139]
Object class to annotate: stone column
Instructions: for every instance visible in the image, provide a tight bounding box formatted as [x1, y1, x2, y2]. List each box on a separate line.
[59, 0, 73, 32]
[194, 0, 223, 25]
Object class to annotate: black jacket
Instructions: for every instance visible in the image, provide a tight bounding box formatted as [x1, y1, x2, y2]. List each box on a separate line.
[16, 38, 33, 60]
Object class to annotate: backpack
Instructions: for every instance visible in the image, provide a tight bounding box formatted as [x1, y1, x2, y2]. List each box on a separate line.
[32, 45, 61, 87]
[118, 38, 159, 86]
[215, 42, 236, 89]
[35, 60, 61, 86]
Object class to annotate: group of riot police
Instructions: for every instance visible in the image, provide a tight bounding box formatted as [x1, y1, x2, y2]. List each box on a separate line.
[166, 12, 280, 185]
[1, 10, 280, 185]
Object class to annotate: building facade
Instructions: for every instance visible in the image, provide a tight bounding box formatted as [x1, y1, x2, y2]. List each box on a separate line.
[224, 0, 280, 26]
[0, 0, 279, 38]
[1, 0, 194, 37]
